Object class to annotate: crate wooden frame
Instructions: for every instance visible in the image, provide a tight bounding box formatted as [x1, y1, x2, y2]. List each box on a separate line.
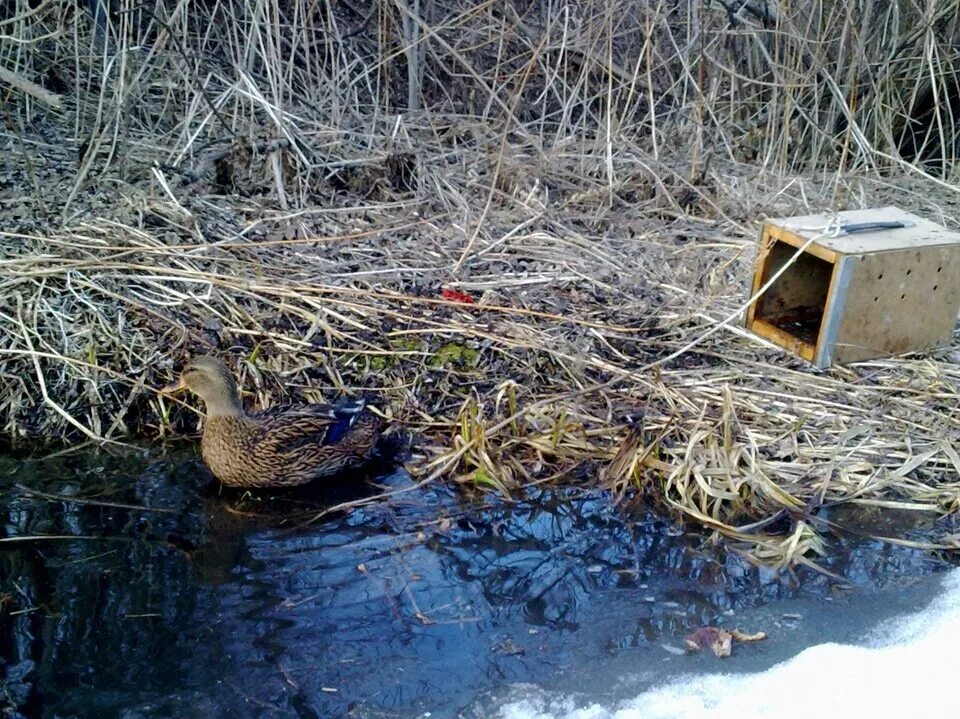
[745, 206, 960, 368]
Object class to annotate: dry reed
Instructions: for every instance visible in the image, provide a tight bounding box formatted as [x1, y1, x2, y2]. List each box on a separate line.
[3, 0, 960, 565]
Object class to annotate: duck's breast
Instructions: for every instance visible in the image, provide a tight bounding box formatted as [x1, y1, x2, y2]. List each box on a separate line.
[201, 416, 266, 487]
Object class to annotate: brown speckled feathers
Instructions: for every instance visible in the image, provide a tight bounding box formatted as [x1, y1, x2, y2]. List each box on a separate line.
[201, 404, 383, 488]
[161, 356, 385, 488]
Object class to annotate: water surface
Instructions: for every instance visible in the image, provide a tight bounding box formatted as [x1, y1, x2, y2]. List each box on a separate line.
[1, 448, 955, 718]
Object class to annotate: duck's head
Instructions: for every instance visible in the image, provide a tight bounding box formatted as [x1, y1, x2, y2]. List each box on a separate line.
[161, 356, 243, 417]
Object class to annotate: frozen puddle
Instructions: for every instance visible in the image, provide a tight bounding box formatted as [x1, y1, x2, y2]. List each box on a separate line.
[486, 568, 960, 719]
[4, 451, 955, 718]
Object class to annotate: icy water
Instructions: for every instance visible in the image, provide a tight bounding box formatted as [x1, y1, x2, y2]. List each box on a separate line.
[1, 448, 957, 718]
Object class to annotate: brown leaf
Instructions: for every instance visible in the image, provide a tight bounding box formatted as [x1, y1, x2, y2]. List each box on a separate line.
[684, 627, 733, 657]
[730, 629, 768, 643]
[684, 627, 768, 657]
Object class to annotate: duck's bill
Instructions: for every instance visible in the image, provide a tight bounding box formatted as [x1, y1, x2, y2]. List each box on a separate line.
[159, 378, 187, 394]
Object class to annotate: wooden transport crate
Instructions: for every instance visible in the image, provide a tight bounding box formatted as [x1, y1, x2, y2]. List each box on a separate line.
[745, 206, 960, 368]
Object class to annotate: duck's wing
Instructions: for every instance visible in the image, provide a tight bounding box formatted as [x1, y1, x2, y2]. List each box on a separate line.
[250, 398, 370, 451]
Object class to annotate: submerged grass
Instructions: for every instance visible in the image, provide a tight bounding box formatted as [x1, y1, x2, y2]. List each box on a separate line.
[3, 1, 960, 565]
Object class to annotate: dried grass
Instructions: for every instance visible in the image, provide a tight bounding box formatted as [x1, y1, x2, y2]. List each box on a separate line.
[3, 0, 960, 565]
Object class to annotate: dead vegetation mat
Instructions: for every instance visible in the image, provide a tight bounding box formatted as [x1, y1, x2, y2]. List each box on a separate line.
[4, 109, 960, 568]
[3, 1, 960, 567]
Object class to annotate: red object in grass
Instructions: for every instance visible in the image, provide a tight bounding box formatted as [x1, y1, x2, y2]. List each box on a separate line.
[440, 288, 474, 304]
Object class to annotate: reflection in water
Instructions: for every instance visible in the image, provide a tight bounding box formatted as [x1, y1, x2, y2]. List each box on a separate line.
[0, 449, 953, 718]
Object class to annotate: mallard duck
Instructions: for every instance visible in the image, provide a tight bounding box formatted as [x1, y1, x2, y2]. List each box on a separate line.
[160, 355, 384, 488]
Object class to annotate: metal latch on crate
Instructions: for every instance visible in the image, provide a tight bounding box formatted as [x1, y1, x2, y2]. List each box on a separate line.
[837, 220, 915, 235]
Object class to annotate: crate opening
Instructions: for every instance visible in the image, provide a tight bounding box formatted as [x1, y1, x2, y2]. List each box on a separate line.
[754, 240, 834, 346]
